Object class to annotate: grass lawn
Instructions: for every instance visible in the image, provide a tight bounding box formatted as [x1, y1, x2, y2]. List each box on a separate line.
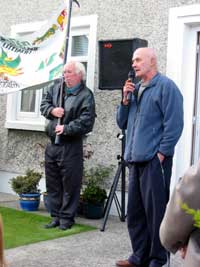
[0, 206, 96, 249]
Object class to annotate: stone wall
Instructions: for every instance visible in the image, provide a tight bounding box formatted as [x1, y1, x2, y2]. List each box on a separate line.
[0, 0, 200, 175]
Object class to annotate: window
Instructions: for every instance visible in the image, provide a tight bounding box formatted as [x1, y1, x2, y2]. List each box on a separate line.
[5, 15, 97, 131]
[71, 35, 88, 56]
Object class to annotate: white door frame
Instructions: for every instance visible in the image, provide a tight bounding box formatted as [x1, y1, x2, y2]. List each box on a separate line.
[167, 5, 200, 190]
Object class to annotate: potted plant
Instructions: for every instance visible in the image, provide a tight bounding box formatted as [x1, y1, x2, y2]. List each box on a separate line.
[10, 169, 42, 211]
[82, 165, 112, 219]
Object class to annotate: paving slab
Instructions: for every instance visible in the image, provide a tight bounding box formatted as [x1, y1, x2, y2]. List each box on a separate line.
[0, 192, 183, 267]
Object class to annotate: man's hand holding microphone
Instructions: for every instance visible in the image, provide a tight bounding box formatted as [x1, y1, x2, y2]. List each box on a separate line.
[122, 70, 135, 105]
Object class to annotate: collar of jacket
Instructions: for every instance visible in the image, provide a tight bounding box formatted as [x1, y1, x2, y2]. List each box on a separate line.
[136, 72, 160, 90]
[65, 82, 81, 95]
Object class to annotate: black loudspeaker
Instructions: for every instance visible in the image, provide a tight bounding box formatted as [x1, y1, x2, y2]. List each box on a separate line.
[99, 38, 148, 90]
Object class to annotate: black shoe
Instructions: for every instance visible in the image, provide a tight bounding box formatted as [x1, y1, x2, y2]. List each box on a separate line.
[44, 220, 59, 229]
[59, 222, 74, 230]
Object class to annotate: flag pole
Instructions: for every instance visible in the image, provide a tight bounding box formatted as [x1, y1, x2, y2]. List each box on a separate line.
[55, 0, 80, 145]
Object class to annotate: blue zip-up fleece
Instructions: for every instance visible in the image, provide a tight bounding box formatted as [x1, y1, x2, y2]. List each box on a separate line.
[116, 72, 184, 162]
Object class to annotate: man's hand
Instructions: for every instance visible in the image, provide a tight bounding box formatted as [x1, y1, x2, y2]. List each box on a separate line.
[122, 80, 135, 105]
[157, 152, 165, 163]
[179, 246, 187, 259]
[55, 125, 64, 135]
[51, 107, 64, 118]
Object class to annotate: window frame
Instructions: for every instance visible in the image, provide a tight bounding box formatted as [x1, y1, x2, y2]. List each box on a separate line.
[5, 14, 97, 131]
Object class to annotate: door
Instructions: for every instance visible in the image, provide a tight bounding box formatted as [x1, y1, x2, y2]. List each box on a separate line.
[191, 32, 200, 164]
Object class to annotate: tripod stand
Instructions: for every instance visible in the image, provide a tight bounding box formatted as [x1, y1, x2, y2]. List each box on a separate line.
[100, 130, 127, 231]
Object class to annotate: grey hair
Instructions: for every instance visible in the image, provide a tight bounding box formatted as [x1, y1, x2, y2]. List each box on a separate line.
[66, 61, 86, 81]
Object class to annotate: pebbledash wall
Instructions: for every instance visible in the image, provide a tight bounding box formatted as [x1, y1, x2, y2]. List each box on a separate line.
[1, 0, 200, 199]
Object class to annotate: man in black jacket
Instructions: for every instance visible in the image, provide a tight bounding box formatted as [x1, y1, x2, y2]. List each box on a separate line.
[40, 61, 96, 230]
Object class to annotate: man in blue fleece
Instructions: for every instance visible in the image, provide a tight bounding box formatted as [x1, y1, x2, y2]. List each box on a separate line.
[116, 48, 184, 267]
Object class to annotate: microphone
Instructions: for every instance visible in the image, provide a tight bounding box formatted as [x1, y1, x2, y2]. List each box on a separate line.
[127, 70, 135, 102]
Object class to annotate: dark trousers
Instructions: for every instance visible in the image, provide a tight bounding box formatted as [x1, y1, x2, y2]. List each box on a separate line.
[127, 155, 172, 267]
[45, 140, 83, 224]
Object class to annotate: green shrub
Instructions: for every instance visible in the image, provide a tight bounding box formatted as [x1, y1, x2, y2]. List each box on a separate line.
[82, 185, 107, 204]
[10, 169, 42, 195]
[82, 165, 113, 204]
[181, 203, 200, 228]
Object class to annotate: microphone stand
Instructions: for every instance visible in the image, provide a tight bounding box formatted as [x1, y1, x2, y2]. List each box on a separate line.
[100, 90, 127, 231]
[54, 0, 80, 145]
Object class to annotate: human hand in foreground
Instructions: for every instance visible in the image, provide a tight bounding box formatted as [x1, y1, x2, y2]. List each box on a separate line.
[179, 246, 187, 259]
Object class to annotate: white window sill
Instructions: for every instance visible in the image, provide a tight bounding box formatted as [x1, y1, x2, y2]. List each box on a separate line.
[5, 120, 45, 132]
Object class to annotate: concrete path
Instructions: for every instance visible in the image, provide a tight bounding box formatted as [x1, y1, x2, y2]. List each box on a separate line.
[0, 193, 183, 267]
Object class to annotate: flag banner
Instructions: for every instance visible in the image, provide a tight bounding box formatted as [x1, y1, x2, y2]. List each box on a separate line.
[0, 4, 68, 95]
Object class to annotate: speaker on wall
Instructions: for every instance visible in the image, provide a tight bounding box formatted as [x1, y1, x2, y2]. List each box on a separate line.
[98, 38, 148, 90]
